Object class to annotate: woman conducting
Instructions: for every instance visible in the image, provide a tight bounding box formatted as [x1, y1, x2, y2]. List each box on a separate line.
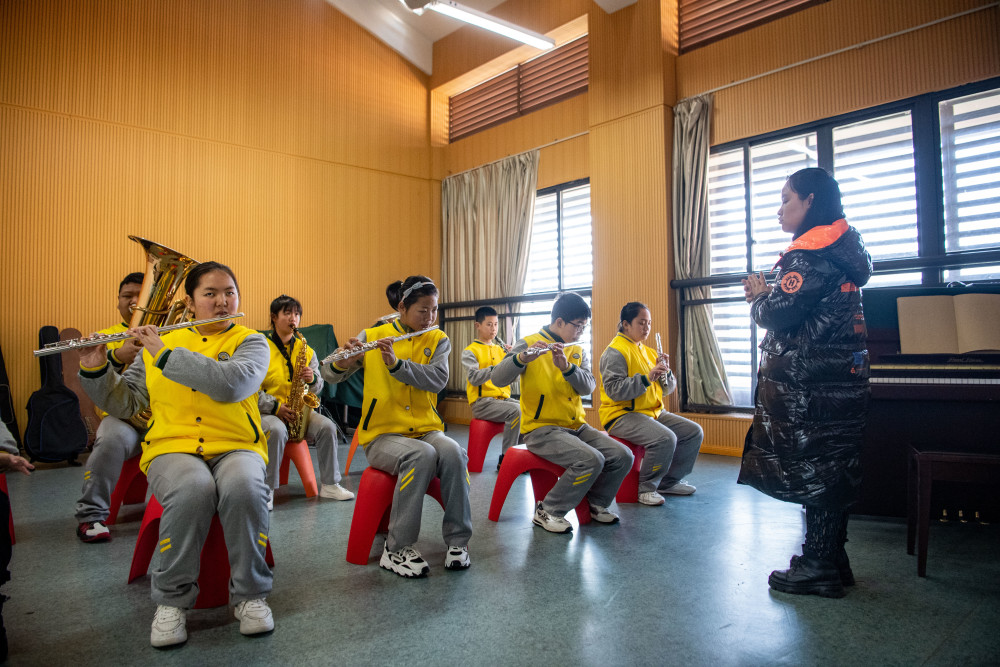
[740, 167, 872, 599]
[79, 261, 274, 647]
[599, 302, 703, 506]
[322, 275, 472, 578]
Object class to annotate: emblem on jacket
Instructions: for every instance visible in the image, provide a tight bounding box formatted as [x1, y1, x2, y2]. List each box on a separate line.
[780, 271, 803, 293]
[218, 351, 231, 361]
[572, 353, 580, 360]
[424, 348, 432, 357]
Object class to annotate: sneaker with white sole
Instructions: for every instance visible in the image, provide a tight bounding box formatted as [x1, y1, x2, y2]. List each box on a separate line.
[532, 502, 572, 534]
[150, 605, 187, 647]
[319, 483, 355, 501]
[661, 480, 696, 495]
[265, 489, 274, 511]
[589, 504, 620, 524]
[444, 545, 471, 570]
[638, 491, 665, 506]
[77, 521, 111, 543]
[379, 544, 430, 578]
[234, 598, 274, 635]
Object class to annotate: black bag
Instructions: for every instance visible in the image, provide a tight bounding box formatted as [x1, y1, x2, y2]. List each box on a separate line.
[23, 326, 87, 464]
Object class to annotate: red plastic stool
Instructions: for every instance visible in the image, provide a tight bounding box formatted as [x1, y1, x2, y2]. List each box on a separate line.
[343, 429, 362, 475]
[609, 436, 646, 504]
[346, 467, 445, 565]
[1, 474, 13, 545]
[128, 495, 274, 609]
[107, 454, 149, 525]
[278, 439, 319, 497]
[487, 445, 592, 525]
[467, 419, 506, 473]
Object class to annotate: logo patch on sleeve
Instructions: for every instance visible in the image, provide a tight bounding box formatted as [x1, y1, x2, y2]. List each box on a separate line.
[779, 272, 803, 293]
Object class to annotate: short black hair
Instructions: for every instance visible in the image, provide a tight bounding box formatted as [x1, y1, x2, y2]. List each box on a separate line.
[184, 261, 240, 297]
[475, 306, 498, 323]
[786, 168, 845, 239]
[386, 275, 438, 310]
[551, 292, 590, 324]
[270, 295, 302, 320]
[618, 301, 649, 332]
[119, 272, 144, 293]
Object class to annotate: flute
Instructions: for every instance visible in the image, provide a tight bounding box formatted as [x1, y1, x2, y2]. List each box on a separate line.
[321, 325, 439, 365]
[520, 343, 559, 358]
[33, 313, 245, 357]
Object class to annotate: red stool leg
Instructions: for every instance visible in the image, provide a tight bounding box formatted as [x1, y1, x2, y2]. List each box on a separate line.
[108, 455, 147, 525]
[467, 419, 505, 473]
[128, 496, 165, 583]
[489, 446, 533, 521]
[610, 437, 643, 504]
[346, 468, 396, 565]
[283, 440, 319, 498]
[194, 514, 230, 609]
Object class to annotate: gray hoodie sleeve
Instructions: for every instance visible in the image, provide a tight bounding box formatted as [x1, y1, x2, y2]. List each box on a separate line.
[79, 356, 150, 420]
[493, 339, 595, 396]
[156, 332, 268, 403]
[320, 330, 367, 385]
[0, 422, 19, 455]
[562, 346, 597, 396]
[389, 337, 451, 393]
[462, 348, 494, 387]
[308, 346, 324, 394]
[258, 389, 278, 416]
[600, 347, 650, 402]
[491, 338, 529, 388]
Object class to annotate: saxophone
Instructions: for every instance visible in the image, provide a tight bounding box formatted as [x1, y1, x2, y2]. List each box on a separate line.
[287, 326, 321, 441]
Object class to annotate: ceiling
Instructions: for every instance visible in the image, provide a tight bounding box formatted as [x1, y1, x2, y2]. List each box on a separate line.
[325, 0, 636, 76]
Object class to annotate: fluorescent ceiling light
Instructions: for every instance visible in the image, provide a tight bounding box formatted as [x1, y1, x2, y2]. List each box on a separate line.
[400, 0, 555, 50]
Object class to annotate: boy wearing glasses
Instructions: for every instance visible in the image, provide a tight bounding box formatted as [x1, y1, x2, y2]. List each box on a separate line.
[492, 292, 633, 534]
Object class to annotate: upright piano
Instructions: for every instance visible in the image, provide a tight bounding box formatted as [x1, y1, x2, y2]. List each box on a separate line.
[856, 285, 1000, 519]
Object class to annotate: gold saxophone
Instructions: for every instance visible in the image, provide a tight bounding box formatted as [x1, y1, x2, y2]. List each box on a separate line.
[287, 326, 321, 441]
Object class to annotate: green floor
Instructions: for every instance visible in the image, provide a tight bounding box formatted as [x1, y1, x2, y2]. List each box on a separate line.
[5, 424, 999, 666]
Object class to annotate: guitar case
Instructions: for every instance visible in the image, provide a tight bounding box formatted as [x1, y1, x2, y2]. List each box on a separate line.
[59, 328, 100, 448]
[23, 326, 87, 464]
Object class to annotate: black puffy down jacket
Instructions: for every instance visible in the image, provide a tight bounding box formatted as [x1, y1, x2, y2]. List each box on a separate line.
[737, 220, 872, 509]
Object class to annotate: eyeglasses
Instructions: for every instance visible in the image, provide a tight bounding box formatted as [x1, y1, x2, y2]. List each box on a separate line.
[567, 320, 589, 333]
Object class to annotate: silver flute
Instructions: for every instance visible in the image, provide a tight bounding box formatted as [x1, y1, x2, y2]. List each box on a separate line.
[321, 325, 439, 365]
[33, 313, 245, 357]
[521, 343, 560, 358]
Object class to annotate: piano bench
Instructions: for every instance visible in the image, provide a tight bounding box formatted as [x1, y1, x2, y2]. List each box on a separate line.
[906, 445, 1000, 577]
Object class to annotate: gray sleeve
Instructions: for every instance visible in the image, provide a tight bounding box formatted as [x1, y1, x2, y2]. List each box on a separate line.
[0, 422, 18, 455]
[258, 389, 278, 416]
[389, 337, 451, 393]
[600, 347, 651, 402]
[159, 333, 268, 403]
[491, 338, 529, 387]
[308, 346, 324, 395]
[659, 370, 677, 396]
[79, 358, 150, 420]
[462, 348, 494, 387]
[562, 346, 596, 396]
[320, 330, 366, 385]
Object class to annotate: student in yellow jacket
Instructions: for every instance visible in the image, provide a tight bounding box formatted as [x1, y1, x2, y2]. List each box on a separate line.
[79, 262, 274, 648]
[599, 302, 703, 507]
[75, 271, 146, 543]
[321, 276, 472, 579]
[492, 292, 633, 534]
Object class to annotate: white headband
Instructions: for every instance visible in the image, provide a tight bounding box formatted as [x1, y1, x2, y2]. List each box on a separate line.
[401, 280, 434, 302]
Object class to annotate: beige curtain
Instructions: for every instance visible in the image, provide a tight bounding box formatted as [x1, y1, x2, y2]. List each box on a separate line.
[672, 95, 733, 406]
[441, 150, 540, 394]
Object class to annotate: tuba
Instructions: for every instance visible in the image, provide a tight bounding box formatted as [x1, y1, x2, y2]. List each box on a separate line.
[286, 326, 321, 441]
[125, 236, 200, 430]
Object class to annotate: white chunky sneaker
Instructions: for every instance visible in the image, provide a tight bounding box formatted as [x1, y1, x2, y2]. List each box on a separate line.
[265, 489, 274, 511]
[150, 605, 187, 648]
[532, 502, 572, 534]
[662, 480, 696, 495]
[379, 544, 430, 578]
[638, 491, 666, 506]
[234, 598, 275, 635]
[589, 504, 620, 524]
[319, 483, 355, 501]
[444, 546, 471, 570]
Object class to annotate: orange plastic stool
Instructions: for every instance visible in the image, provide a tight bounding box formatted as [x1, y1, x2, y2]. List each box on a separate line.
[107, 454, 149, 525]
[487, 445, 592, 525]
[609, 435, 645, 504]
[466, 419, 506, 473]
[128, 495, 274, 609]
[343, 429, 362, 475]
[1, 474, 13, 545]
[278, 439, 319, 497]
[345, 467, 445, 565]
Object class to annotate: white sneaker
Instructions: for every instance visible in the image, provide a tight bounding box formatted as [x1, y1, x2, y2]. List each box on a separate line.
[662, 480, 696, 495]
[444, 545, 471, 570]
[589, 504, 620, 524]
[379, 544, 430, 578]
[150, 605, 187, 647]
[234, 598, 274, 636]
[532, 502, 572, 534]
[319, 483, 355, 501]
[638, 491, 666, 506]
[265, 489, 274, 511]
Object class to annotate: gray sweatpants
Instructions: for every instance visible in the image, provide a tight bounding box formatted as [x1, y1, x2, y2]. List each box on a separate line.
[470, 397, 521, 453]
[524, 424, 634, 517]
[364, 431, 472, 552]
[262, 411, 342, 489]
[75, 416, 143, 523]
[608, 411, 703, 493]
[146, 450, 272, 609]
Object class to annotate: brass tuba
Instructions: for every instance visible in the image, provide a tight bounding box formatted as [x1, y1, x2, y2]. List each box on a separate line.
[287, 326, 321, 441]
[125, 236, 200, 430]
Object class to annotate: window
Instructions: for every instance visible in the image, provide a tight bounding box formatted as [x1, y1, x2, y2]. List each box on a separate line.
[679, 0, 825, 53]
[695, 79, 1000, 409]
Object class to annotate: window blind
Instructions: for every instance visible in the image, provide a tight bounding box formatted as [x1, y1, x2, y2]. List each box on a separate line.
[679, 0, 825, 52]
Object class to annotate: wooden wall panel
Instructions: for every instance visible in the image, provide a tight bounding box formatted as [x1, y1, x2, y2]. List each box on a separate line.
[0, 0, 436, 435]
[677, 0, 1000, 144]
